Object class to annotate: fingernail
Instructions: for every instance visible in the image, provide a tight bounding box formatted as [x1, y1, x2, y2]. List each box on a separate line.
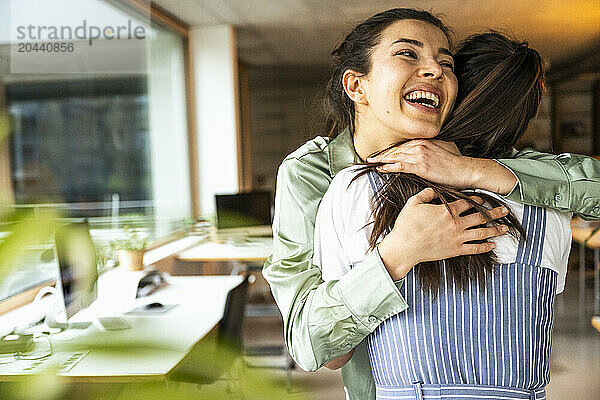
[501, 225, 508, 232]
[501, 207, 509, 214]
[489, 242, 496, 249]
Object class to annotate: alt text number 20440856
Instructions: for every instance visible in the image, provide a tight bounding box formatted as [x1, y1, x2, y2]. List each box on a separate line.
[17, 42, 74, 53]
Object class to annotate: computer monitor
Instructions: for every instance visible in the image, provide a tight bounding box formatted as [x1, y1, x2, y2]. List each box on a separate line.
[54, 222, 98, 320]
[215, 192, 272, 229]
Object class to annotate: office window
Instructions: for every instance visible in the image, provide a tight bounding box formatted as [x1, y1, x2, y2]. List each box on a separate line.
[8, 79, 151, 207]
[0, 5, 191, 300]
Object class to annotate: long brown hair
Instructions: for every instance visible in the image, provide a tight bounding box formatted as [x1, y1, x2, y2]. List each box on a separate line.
[354, 32, 545, 293]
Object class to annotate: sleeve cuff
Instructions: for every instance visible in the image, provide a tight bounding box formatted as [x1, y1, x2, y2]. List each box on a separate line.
[496, 158, 571, 209]
[336, 249, 408, 332]
[493, 159, 522, 201]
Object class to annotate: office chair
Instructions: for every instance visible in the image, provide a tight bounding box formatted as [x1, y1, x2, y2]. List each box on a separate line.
[230, 263, 296, 392]
[218, 274, 250, 353]
[169, 275, 249, 387]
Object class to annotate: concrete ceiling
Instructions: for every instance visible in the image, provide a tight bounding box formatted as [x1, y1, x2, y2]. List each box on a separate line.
[153, 0, 600, 68]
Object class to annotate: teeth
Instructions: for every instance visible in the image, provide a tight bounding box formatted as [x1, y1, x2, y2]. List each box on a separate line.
[405, 90, 440, 108]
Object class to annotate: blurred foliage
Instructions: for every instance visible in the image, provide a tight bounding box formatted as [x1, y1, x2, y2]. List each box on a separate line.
[0, 340, 306, 400]
[0, 311, 308, 399]
[0, 114, 309, 399]
[0, 113, 8, 143]
[0, 209, 58, 283]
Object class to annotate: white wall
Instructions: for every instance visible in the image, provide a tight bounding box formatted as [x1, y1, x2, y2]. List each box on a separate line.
[147, 27, 191, 231]
[190, 25, 239, 217]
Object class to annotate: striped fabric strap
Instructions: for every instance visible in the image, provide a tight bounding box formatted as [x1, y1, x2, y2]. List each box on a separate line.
[515, 205, 547, 265]
[377, 383, 546, 400]
[412, 382, 424, 400]
[366, 171, 390, 236]
[367, 171, 383, 194]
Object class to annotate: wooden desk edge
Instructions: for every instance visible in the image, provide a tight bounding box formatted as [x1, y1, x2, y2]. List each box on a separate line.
[176, 256, 268, 262]
[571, 225, 600, 248]
[592, 316, 600, 333]
[0, 280, 56, 316]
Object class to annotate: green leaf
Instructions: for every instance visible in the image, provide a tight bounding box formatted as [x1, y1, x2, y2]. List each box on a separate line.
[0, 210, 58, 282]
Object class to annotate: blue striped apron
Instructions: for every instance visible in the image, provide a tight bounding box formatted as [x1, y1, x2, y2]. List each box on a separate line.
[365, 172, 556, 400]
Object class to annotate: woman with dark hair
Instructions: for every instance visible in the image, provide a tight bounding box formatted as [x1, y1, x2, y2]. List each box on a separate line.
[315, 31, 566, 399]
[263, 8, 600, 400]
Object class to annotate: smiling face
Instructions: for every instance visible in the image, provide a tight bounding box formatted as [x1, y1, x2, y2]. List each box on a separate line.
[352, 19, 458, 155]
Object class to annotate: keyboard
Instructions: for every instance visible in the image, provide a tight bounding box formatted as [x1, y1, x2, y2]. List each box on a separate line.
[97, 317, 131, 331]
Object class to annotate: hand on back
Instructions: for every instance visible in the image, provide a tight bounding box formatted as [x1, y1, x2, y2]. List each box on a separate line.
[377, 187, 509, 281]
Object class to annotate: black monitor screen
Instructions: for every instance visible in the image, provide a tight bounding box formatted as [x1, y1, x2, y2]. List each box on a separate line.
[215, 192, 272, 229]
[54, 222, 98, 319]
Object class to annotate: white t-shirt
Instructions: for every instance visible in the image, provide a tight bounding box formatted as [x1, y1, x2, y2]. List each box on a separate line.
[313, 166, 572, 294]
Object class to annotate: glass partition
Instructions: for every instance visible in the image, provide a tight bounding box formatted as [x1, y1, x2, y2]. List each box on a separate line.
[0, 1, 192, 301]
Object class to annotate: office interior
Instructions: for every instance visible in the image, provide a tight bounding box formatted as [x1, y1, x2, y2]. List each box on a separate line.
[0, 0, 599, 399]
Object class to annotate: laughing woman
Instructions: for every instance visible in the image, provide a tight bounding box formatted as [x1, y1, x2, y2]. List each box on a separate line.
[315, 31, 567, 399]
[263, 8, 600, 400]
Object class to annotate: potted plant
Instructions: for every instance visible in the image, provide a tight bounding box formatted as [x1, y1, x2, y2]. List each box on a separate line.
[110, 227, 149, 271]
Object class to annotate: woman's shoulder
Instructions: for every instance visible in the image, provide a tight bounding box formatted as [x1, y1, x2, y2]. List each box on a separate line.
[278, 137, 332, 178]
[276, 136, 333, 190]
[282, 136, 331, 164]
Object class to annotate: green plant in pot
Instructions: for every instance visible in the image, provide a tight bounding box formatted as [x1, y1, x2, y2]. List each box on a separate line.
[110, 227, 149, 271]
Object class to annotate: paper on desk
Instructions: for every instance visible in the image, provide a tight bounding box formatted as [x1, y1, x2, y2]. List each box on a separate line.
[0, 351, 88, 375]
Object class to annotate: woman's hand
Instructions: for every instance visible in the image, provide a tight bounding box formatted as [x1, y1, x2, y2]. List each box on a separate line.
[377, 188, 510, 281]
[367, 139, 517, 195]
[324, 349, 355, 370]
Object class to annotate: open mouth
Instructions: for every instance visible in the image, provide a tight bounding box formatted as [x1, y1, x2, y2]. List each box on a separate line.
[403, 90, 441, 109]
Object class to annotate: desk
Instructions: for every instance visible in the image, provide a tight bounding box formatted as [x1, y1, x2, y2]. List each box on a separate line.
[0, 270, 243, 382]
[571, 218, 600, 315]
[177, 237, 272, 263]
